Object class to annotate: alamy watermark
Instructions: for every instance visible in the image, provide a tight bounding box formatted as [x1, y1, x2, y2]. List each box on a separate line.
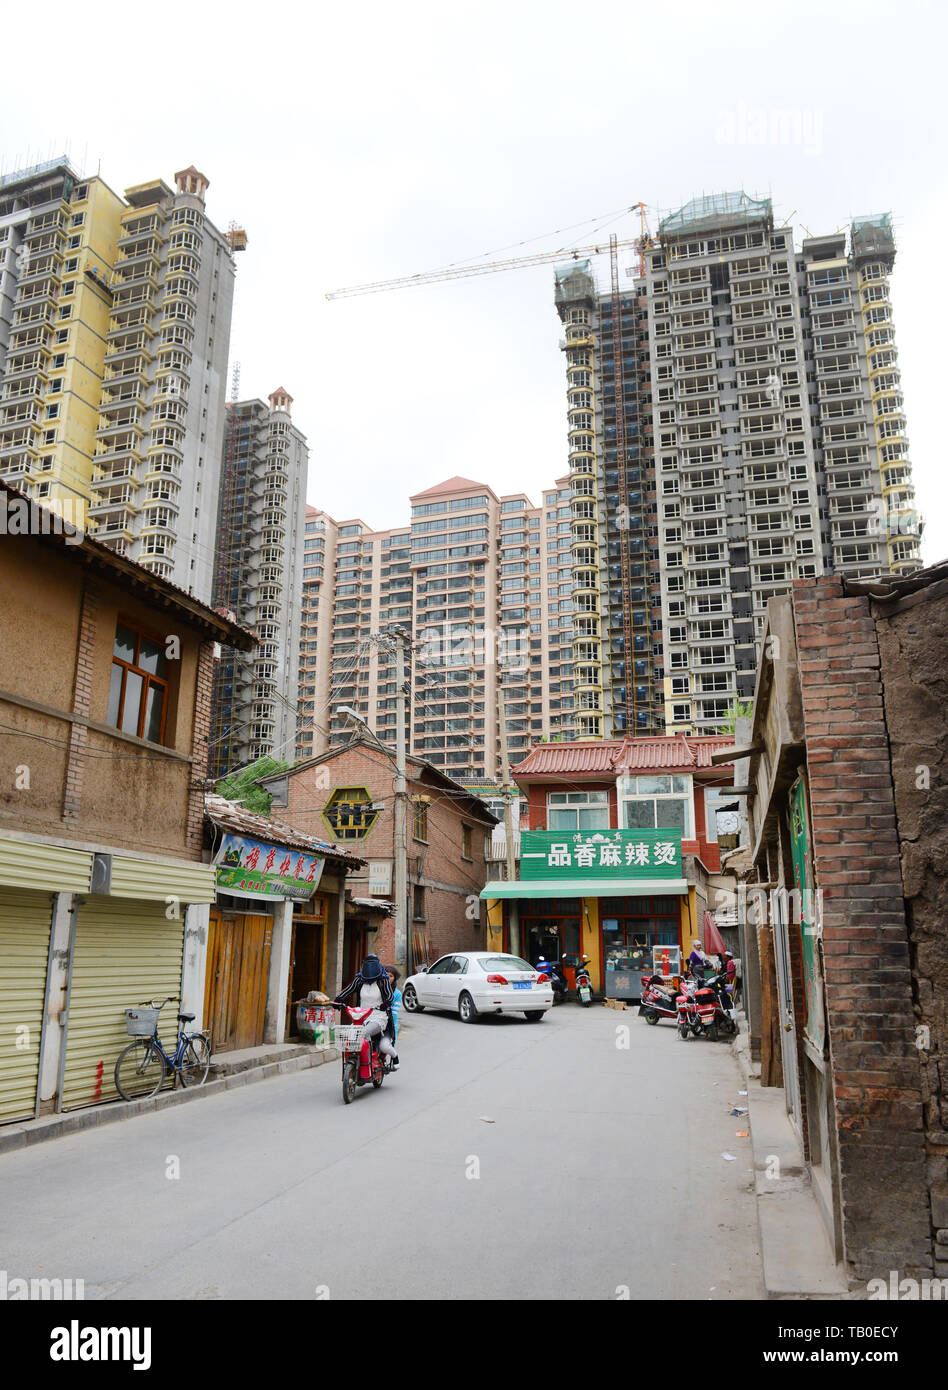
[0, 1267, 84, 1299]
[867, 1270, 947, 1301]
[714, 101, 823, 157]
[1, 494, 86, 546]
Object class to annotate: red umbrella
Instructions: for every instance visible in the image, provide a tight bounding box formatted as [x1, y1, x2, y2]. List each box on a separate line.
[703, 910, 727, 955]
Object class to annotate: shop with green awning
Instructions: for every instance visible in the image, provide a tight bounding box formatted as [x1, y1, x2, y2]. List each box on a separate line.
[480, 830, 689, 996]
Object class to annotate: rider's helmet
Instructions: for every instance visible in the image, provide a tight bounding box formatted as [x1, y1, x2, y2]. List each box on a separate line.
[361, 954, 384, 982]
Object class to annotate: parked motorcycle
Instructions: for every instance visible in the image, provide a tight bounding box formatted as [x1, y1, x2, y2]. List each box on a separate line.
[541, 955, 592, 1005]
[333, 1004, 391, 1103]
[676, 983, 700, 1038]
[692, 973, 738, 1042]
[537, 958, 566, 1004]
[640, 973, 680, 1024]
[574, 955, 593, 1006]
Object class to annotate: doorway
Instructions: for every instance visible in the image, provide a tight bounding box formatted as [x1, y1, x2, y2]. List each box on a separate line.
[204, 908, 272, 1053]
[287, 917, 324, 1037]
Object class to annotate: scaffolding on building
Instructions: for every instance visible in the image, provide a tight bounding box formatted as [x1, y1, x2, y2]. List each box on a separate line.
[208, 367, 251, 782]
[851, 213, 896, 264]
[658, 191, 773, 239]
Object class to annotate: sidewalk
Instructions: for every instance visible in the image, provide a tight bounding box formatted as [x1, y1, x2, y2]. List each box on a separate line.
[0, 1011, 414, 1155]
[733, 1017, 851, 1299]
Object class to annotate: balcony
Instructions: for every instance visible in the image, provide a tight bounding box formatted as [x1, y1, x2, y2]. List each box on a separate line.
[119, 215, 164, 247]
[91, 511, 136, 542]
[94, 454, 144, 486]
[88, 488, 140, 518]
[96, 414, 145, 443]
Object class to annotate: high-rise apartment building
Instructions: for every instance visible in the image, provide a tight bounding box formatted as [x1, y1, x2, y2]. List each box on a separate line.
[0, 159, 124, 515]
[554, 191, 923, 738]
[295, 475, 581, 779]
[296, 506, 339, 763]
[89, 166, 237, 598]
[208, 388, 308, 779]
[554, 261, 664, 739]
[0, 158, 240, 600]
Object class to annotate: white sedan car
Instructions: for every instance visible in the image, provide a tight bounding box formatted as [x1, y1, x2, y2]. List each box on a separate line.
[402, 952, 553, 1023]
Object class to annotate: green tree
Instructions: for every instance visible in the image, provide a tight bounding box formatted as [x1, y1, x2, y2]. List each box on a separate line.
[716, 700, 754, 736]
[216, 757, 289, 815]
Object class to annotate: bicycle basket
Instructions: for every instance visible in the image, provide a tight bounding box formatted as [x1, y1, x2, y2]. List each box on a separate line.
[335, 1024, 371, 1054]
[125, 1007, 160, 1037]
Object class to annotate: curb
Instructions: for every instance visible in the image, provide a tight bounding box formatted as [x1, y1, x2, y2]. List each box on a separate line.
[0, 1046, 341, 1156]
[732, 1015, 852, 1299]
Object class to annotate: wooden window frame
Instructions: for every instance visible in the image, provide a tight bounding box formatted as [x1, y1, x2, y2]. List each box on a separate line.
[109, 616, 170, 744]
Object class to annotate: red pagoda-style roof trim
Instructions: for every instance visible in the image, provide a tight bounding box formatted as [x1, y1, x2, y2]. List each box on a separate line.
[512, 735, 734, 779]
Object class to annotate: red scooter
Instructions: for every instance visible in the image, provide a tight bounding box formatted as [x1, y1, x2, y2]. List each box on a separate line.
[640, 974, 679, 1024]
[675, 977, 701, 1038]
[691, 974, 738, 1042]
[333, 1004, 391, 1103]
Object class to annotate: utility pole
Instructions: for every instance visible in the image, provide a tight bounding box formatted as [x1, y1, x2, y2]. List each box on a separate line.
[393, 628, 409, 980]
[497, 680, 519, 957]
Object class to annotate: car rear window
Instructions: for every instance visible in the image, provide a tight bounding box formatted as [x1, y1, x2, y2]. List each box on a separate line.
[476, 955, 534, 972]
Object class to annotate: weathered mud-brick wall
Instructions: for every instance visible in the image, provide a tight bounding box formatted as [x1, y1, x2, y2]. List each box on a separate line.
[793, 576, 931, 1280]
[872, 577, 948, 1275]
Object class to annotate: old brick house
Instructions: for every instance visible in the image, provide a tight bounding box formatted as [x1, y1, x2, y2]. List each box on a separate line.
[257, 735, 498, 981]
[0, 486, 253, 1122]
[732, 562, 948, 1286]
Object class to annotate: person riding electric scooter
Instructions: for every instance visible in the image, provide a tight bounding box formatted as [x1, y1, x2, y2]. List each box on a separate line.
[334, 953, 400, 1071]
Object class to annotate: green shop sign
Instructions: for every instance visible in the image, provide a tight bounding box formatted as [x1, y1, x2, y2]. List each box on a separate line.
[520, 830, 682, 879]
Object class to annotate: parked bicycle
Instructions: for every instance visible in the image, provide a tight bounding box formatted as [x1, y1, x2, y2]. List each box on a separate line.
[114, 996, 212, 1101]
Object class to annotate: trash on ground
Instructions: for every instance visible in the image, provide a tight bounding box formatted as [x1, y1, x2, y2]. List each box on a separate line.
[479, 1116, 495, 1124]
[722, 1152, 737, 1161]
[735, 1130, 749, 1138]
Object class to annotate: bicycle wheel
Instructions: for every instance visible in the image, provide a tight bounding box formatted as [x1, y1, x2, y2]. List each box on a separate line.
[115, 1039, 167, 1100]
[179, 1035, 211, 1088]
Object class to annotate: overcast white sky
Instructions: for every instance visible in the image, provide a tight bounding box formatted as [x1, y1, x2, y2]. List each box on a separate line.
[4, 0, 946, 560]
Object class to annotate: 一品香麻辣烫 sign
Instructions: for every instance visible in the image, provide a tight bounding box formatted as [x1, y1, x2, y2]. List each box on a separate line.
[519, 829, 682, 879]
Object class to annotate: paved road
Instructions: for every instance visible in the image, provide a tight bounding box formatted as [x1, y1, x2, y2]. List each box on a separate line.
[0, 1004, 764, 1300]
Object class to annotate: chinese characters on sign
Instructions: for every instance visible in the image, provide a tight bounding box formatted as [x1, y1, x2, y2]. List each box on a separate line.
[214, 833, 325, 900]
[519, 830, 682, 880]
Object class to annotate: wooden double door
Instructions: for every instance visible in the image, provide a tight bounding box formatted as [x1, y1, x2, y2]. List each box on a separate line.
[204, 909, 272, 1053]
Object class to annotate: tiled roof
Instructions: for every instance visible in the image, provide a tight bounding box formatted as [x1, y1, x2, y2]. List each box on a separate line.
[1, 483, 256, 649]
[204, 794, 365, 867]
[511, 741, 624, 776]
[512, 735, 734, 778]
[616, 736, 735, 772]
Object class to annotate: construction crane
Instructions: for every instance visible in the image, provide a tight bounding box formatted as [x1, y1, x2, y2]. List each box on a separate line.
[325, 202, 657, 738]
[325, 202, 653, 299]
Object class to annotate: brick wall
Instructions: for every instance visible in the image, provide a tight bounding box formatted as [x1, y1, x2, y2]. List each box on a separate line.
[872, 581, 948, 1276]
[793, 576, 932, 1279]
[187, 638, 217, 855]
[62, 584, 98, 823]
[278, 743, 495, 969]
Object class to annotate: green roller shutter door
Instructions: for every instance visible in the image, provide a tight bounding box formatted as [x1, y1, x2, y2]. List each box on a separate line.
[62, 898, 185, 1111]
[0, 891, 54, 1124]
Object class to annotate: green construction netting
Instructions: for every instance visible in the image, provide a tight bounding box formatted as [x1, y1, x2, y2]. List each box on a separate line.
[659, 191, 772, 238]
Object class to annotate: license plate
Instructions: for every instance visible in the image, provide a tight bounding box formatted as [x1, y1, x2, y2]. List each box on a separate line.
[514, 982, 531, 990]
[580, 986, 591, 1000]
